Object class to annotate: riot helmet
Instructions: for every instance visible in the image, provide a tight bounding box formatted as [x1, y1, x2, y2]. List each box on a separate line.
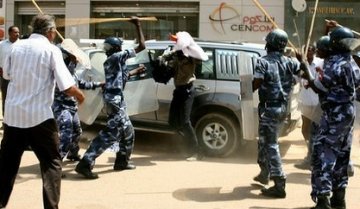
[265, 29, 288, 52]
[329, 27, 354, 53]
[103, 37, 123, 56]
[316, 36, 331, 58]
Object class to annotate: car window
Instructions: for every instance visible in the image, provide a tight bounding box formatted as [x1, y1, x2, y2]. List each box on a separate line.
[215, 49, 259, 81]
[195, 48, 214, 80]
[148, 48, 166, 61]
[126, 49, 150, 65]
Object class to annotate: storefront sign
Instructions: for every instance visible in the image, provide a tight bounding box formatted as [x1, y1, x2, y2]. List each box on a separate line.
[309, 6, 355, 15]
[233, 15, 274, 32]
[209, 2, 274, 34]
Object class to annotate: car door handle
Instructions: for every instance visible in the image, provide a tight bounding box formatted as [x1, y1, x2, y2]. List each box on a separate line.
[194, 84, 210, 92]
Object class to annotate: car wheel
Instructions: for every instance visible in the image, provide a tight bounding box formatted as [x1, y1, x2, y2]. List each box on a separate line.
[195, 113, 239, 157]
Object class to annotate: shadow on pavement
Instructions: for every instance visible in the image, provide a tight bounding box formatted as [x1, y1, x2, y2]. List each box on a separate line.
[250, 207, 309, 209]
[172, 184, 263, 202]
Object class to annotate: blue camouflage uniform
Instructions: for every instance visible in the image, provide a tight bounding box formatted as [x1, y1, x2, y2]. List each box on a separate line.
[254, 51, 300, 179]
[81, 48, 136, 168]
[311, 53, 360, 200]
[52, 62, 102, 159]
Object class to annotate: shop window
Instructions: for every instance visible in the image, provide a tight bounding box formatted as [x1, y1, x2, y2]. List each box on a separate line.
[17, 15, 65, 43]
[91, 1, 199, 40]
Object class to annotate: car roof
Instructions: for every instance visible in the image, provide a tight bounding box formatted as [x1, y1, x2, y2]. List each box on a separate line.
[80, 39, 267, 56]
[145, 39, 266, 50]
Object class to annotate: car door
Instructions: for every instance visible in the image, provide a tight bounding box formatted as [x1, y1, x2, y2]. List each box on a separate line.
[77, 48, 159, 125]
[124, 49, 159, 116]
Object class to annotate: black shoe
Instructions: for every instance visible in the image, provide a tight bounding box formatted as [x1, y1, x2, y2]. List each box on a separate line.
[310, 195, 331, 209]
[261, 186, 286, 198]
[330, 188, 346, 209]
[61, 173, 67, 178]
[253, 174, 269, 185]
[114, 162, 136, 171]
[114, 154, 136, 171]
[75, 160, 98, 179]
[66, 154, 81, 162]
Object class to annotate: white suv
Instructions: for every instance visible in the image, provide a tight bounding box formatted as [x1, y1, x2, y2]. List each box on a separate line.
[77, 40, 301, 157]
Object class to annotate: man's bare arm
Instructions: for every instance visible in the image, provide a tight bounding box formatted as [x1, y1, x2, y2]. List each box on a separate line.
[130, 17, 145, 54]
[64, 85, 85, 104]
[252, 78, 263, 92]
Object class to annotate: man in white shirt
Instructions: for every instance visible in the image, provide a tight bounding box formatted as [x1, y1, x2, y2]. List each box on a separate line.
[0, 25, 19, 116]
[0, 14, 85, 209]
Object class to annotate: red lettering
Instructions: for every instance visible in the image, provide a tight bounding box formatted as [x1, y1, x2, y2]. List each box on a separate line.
[243, 16, 249, 24]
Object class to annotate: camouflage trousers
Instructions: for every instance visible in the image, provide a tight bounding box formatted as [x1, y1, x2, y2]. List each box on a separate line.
[311, 103, 354, 201]
[82, 101, 135, 168]
[54, 109, 82, 159]
[257, 105, 287, 179]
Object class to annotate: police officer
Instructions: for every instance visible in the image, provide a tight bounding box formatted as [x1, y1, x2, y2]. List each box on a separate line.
[52, 47, 104, 161]
[252, 29, 300, 198]
[304, 27, 360, 209]
[75, 17, 146, 179]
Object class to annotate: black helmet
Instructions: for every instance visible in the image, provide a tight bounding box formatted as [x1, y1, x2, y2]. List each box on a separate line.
[329, 27, 354, 53]
[103, 37, 123, 56]
[57, 44, 73, 64]
[316, 36, 331, 53]
[265, 29, 288, 52]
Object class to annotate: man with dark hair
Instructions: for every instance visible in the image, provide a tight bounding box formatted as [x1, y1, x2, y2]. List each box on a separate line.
[0, 14, 85, 209]
[252, 29, 300, 198]
[0, 25, 20, 117]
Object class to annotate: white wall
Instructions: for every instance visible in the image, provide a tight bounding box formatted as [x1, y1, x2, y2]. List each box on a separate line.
[199, 0, 284, 43]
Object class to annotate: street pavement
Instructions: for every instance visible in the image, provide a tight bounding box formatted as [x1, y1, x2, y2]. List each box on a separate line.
[0, 121, 360, 209]
[0, 92, 360, 209]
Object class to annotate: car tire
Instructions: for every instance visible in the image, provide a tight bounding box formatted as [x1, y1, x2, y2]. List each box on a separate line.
[195, 113, 239, 157]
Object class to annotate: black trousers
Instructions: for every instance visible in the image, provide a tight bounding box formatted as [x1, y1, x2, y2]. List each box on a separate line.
[0, 119, 61, 209]
[169, 83, 199, 154]
[0, 77, 9, 116]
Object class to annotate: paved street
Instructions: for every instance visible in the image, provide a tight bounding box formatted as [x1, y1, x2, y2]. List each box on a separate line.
[1, 121, 360, 209]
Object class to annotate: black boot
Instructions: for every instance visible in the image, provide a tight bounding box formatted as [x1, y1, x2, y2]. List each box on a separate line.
[114, 154, 136, 171]
[253, 172, 269, 185]
[330, 188, 346, 209]
[66, 153, 81, 161]
[310, 195, 331, 209]
[261, 176, 286, 198]
[75, 159, 98, 179]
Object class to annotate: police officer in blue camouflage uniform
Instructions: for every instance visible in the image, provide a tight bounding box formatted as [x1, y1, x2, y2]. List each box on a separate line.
[252, 29, 300, 198]
[52, 47, 104, 161]
[303, 27, 360, 209]
[75, 17, 146, 179]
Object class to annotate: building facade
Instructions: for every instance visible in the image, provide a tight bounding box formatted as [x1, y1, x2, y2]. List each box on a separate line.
[0, 0, 5, 40]
[2, 0, 360, 46]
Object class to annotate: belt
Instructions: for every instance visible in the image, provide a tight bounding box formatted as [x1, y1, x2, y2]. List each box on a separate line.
[259, 101, 285, 108]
